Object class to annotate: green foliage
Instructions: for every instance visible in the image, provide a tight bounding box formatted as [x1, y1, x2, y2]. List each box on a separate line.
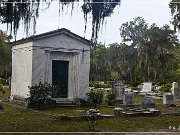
[0, 1, 120, 43]
[90, 17, 180, 84]
[90, 82, 111, 88]
[160, 84, 171, 92]
[159, 81, 168, 86]
[87, 90, 104, 108]
[110, 71, 120, 80]
[0, 78, 9, 85]
[0, 31, 11, 78]
[106, 92, 116, 106]
[129, 82, 141, 87]
[93, 82, 102, 88]
[27, 82, 58, 110]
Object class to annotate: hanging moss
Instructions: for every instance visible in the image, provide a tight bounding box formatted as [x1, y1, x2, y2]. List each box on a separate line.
[169, 0, 180, 32]
[82, 0, 120, 42]
[0, 0, 120, 42]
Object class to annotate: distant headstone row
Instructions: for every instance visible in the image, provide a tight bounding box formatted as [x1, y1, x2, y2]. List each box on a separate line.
[113, 80, 180, 107]
[163, 82, 180, 107]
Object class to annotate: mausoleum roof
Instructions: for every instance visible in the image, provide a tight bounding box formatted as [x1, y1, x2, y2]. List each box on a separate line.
[11, 28, 92, 46]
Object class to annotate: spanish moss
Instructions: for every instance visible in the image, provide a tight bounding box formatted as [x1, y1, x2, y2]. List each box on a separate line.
[169, 0, 180, 32]
[0, 0, 120, 42]
[82, 0, 120, 43]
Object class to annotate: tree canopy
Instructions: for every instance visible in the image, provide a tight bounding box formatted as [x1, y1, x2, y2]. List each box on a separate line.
[0, 0, 120, 42]
[0, 30, 11, 78]
[90, 17, 180, 84]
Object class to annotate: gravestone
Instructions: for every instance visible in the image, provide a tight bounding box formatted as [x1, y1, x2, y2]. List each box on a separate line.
[141, 82, 153, 93]
[163, 93, 174, 107]
[114, 107, 123, 117]
[123, 93, 134, 106]
[172, 82, 180, 100]
[113, 80, 125, 102]
[142, 96, 155, 108]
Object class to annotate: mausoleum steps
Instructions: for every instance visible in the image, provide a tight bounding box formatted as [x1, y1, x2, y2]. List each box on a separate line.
[54, 98, 77, 107]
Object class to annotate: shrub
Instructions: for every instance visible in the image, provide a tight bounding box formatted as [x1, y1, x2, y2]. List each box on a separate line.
[106, 93, 116, 106]
[93, 82, 102, 88]
[101, 83, 111, 88]
[90, 82, 112, 88]
[160, 83, 171, 93]
[0, 78, 9, 85]
[87, 90, 103, 108]
[89, 82, 94, 87]
[130, 82, 141, 87]
[159, 81, 168, 86]
[27, 82, 58, 110]
[131, 86, 138, 90]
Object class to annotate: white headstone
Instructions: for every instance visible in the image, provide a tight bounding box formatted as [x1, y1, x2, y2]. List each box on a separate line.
[163, 93, 174, 106]
[141, 82, 153, 92]
[172, 82, 178, 89]
[113, 80, 125, 100]
[172, 82, 180, 100]
[123, 93, 134, 106]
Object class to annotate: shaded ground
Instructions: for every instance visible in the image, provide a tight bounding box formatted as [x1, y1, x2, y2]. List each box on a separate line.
[0, 88, 180, 132]
[1, 104, 180, 132]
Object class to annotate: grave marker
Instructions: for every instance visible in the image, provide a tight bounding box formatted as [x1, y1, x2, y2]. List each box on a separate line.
[163, 93, 174, 107]
[172, 82, 180, 100]
[123, 93, 134, 106]
[142, 96, 155, 108]
[113, 80, 125, 101]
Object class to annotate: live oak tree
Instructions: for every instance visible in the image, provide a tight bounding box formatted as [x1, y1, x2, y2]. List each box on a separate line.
[0, 0, 121, 42]
[120, 17, 179, 82]
[0, 30, 11, 78]
[90, 17, 180, 84]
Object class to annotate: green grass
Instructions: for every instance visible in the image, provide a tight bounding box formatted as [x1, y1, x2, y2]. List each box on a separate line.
[44, 106, 113, 116]
[1, 104, 180, 132]
[1, 88, 180, 132]
[0, 86, 10, 100]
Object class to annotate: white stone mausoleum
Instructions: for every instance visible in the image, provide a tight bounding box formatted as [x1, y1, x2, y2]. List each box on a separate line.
[11, 28, 91, 100]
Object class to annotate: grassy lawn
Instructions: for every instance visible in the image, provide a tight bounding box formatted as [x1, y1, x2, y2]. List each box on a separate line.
[44, 106, 114, 116]
[1, 104, 180, 132]
[1, 88, 180, 132]
[0, 86, 10, 100]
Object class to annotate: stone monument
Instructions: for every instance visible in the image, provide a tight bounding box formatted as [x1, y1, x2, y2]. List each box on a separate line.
[163, 93, 174, 107]
[123, 93, 134, 106]
[142, 96, 155, 108]
[172, 82, 180, 100]
[113, 80, 125, 102]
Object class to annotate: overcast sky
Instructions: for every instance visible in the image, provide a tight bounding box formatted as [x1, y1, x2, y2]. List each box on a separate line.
[1, 0, 175, 45]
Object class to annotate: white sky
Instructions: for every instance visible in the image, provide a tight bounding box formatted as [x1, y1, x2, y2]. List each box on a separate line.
[0, 0, 176, 45]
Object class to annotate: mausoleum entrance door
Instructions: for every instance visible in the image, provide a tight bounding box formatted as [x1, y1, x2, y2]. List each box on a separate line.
[52, 60, 69, 98]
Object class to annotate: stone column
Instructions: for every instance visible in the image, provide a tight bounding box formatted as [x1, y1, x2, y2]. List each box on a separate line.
[44, 50, 50, 83]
